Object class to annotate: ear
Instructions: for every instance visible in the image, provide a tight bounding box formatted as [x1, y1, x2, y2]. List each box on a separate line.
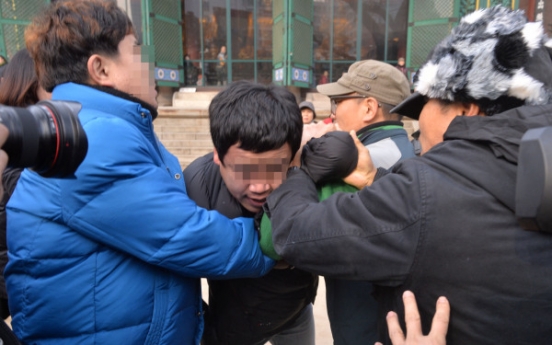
[361, 97, 380, 123]
[213, 148, 222, 166]
[87, 54, 116, 87]
[463, 103, 482, 117]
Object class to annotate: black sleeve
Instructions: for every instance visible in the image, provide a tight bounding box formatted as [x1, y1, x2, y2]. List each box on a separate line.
[265, 162, 424, 286]
[183, 153, 214, 209]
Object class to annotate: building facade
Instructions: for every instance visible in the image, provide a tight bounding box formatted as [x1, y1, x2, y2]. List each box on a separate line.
[1, 0, 548, 94]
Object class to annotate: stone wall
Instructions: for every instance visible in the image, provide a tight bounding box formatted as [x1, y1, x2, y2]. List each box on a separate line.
[155, 90, 216, 168]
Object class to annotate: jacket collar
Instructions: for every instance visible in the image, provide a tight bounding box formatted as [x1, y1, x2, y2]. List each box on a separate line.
[444, 104, 552, 164]
[52, 82, 158, 120]
[356, 121, 404, 143]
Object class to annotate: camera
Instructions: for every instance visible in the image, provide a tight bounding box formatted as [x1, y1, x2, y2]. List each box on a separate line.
[0, 100, 88, 177]
[516, 126, 552, 232]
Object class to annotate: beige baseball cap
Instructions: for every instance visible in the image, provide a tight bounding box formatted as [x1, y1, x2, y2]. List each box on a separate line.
[316, 60, 411, 106]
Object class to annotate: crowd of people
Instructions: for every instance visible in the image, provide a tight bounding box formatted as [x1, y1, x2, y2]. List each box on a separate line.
[0, 1, 549, 345]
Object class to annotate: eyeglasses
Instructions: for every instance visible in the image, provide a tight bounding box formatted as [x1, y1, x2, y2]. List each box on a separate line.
[330, 95, 377, 115]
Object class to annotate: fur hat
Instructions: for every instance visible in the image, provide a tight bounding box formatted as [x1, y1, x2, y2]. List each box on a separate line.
[392, 6, 552, 119]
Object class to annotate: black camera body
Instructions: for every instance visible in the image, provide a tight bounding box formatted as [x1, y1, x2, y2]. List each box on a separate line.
[516, 126, 552, 232]
[0, 100, 88, 177]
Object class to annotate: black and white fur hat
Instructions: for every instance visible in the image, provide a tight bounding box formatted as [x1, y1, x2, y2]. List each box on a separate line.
[392, 5, 552, 119]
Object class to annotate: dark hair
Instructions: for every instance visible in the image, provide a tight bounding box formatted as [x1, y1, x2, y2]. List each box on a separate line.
[437, 96, 525, 117]
[473, 96, 525, 116]
[24, 0, 135, 92]
[0, 49, 40, 107]
[209, 80, 303, 164]
[380, 102, 401, 121]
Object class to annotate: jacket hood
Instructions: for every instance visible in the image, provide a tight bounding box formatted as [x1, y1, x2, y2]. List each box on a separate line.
[444, 103, 552, 165]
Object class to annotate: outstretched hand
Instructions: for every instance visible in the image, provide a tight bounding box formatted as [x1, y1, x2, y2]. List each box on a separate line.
[375, 291, 450, 345]
[343, 130, 376, 189]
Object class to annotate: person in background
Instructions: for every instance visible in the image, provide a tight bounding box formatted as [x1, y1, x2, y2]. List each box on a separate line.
[0, 56, 7, 67]
[184, 54, 198, 86]
[0, 48, 51, 320]
[265, 5, 552, 344]
[410, 130, 421, 156]
[319, 70, 329, 84]
[197, 68, 204, 86]
[216, 45, 227, 86]
[185, 81, 317, 345]
[395, 57, 408, 78]
[299, 101, 317, 124]
[5, 1, 273, 343]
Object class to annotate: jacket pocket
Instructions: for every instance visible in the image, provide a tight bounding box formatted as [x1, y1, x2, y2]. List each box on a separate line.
[144, 279, 169, 345]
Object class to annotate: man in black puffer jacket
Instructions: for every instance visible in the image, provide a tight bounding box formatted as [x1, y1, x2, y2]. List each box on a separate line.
[184, 80, 321, 345]
[265, 6, 552, 345]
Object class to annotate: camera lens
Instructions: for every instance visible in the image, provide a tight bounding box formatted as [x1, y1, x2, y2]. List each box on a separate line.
[0, 100, 88, 177]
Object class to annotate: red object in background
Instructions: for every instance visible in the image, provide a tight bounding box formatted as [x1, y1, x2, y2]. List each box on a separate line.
[323, 117, 333, 124]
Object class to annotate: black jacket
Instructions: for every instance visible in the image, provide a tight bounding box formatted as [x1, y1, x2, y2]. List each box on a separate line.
[184, 153, 318, 345]
[266, 104, 552, 345]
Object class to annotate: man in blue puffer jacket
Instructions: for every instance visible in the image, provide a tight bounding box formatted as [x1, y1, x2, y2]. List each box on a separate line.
[4, 1, 273, 344]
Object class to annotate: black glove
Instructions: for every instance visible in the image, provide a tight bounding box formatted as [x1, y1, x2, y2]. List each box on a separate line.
[300, 131, 358, 185]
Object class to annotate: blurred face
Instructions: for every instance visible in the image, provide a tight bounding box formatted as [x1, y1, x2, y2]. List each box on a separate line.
[110, 34, 157, 107]
[418, 99, 464, 154]
[301, 108, 314, 124]
[214, 143, 292, 213]
[398, 58, 405, 66]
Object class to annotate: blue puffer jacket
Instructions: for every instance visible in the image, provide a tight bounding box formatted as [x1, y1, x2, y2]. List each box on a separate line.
[5, 83, 274, 344]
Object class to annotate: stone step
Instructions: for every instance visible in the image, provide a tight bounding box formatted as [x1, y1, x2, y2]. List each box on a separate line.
[159, 139, 213, 148]
[156, 132, 212, 141]
[154, 126, 210, 135]
[154, 117, 210, 126]
[172, 90, 219, 109]
[166, 147, 213, 156]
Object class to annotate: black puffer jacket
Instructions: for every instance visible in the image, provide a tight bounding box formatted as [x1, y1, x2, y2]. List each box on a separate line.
[184, 154, 318, 345]
[266, 104, 552, 345]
